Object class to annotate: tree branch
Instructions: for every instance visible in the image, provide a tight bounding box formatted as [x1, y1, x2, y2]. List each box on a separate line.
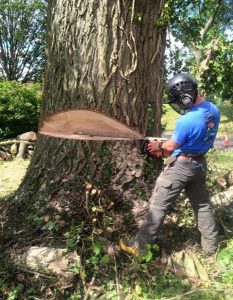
[200, 0, 223, 42]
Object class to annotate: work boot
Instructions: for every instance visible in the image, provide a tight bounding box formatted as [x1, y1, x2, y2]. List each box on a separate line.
[202, 248, 217, 260]
[119, 238, 142, 257]
[119, 238, 162, 260]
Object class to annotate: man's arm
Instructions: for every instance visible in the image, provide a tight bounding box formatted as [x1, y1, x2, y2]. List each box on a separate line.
[147, 138, 181, 155]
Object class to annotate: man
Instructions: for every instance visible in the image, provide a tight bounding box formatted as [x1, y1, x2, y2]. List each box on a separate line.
[120, 73, 220, 256]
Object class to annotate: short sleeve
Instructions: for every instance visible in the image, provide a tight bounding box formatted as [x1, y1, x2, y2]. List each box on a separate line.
[172, 118, 188, 145]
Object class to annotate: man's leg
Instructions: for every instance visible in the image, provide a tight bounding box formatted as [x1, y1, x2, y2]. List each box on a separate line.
[185, 178, 218, 254]
[134, 165, 186, 252]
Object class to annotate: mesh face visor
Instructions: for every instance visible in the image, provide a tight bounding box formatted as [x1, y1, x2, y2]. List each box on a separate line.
[168, 100, 187, 115]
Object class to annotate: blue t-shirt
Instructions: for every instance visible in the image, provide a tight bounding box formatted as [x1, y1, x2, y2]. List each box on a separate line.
[172, 101, 220, 157]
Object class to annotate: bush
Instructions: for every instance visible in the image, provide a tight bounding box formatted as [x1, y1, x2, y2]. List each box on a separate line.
[0, 81, 42, 140]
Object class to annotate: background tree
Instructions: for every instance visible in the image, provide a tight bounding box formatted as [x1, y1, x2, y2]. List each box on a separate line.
[165, 0, 233, 102]
[0, 0, 47, 82]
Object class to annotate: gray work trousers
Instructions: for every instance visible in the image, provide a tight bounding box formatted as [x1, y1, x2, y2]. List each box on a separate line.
[135, 157, 218, 254]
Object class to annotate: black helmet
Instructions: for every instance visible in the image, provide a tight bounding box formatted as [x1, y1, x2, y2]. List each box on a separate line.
[166, 73, 198, 115]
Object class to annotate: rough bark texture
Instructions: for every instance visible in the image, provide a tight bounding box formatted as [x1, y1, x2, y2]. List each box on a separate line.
[16, 134, 161, 226]
[42, 0, 166, 134]
[15, 0, 166, 235]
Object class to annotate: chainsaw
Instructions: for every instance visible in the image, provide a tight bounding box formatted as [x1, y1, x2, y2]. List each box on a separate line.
[140, 137, 172, 158]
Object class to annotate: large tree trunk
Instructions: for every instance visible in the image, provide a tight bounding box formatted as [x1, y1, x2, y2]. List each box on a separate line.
[42, 0, 165, 134]
[16, 0, 166, 237]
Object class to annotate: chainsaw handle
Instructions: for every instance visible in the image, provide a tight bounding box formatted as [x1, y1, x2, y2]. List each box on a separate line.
[140, 137, 171, 158]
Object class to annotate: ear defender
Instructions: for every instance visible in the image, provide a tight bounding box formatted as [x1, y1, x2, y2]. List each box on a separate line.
[180, 94, 193, 108]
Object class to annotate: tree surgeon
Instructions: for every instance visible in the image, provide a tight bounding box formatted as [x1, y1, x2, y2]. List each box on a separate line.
[120, 73, 220, 256]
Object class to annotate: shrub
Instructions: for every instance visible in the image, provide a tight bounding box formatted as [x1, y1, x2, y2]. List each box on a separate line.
[0, 81, 42, 140]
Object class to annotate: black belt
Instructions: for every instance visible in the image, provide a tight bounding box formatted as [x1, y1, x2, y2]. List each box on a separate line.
[178, 155, 205, 161]
[165, 153, 205, 166]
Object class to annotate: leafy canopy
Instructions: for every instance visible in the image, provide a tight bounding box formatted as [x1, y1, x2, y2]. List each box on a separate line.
[165, 0, 233, 102]
[0, 0, 47, 82]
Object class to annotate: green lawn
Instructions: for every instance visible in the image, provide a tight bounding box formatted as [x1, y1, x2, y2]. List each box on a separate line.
[0, 159, 30, 198]
[162, 103, 233, 137]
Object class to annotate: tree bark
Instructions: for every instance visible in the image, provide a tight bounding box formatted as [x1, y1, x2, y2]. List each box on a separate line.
[15, 0, 166, 235]
[42, 0, 166, 134]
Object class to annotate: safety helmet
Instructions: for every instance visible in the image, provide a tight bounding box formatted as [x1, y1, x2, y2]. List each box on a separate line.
[166, 73, 198, 115]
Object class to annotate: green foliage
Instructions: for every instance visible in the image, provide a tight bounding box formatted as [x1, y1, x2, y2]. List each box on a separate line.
[0, 81, 41, 139]
[193, 40, 233, 101]
[217, 240, 233, 287]
[64, 225, 83, 251]
[218, 101, 233, 126]
[0, 253, 24, 300]
[7, 284, 24, 300]
[0, 0, 47, 82]
[165, 0, 233, 102]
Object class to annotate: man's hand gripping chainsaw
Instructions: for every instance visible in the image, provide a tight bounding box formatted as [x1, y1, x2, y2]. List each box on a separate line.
[141, 137, 172, 158]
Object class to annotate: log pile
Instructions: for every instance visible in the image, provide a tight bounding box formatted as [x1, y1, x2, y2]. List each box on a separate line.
[215, 171, 233, 189]
[0, 131, 37, 160]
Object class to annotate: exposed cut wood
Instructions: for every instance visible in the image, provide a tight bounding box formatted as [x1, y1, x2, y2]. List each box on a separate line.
[10, 143, 18, 154]
[0, 150, 12, 161]
[0, 139, 35, 160]
[215, 171, 233, 188]
[39, 109, 144, 140]
[11, 246, 80, 279]
[0, 140, 35, 146]
[211, 186, 233, 206]
[0, 132, 36, 159]
[17, 142, 27, 158]
[17, 131, 37, 141]
[27, 150, 34, 156]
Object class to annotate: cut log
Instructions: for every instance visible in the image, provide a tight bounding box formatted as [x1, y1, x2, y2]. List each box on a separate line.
[18, 131, 37, 141]
[211, 186, 233, 206]
[10, 143, 18, 154]
[11, 246, 80, 279]
[27, 145, 34, 150]
[27, 150, 34, 156]
[0, 140, 35, 146]
[39, 109, 144, 141]
[215, 170, 233, 189]
[0, 150, 12, 161]
[215, 176, 227, 189]
[17, 142, 27, 158]
[226, 170, 233, 186]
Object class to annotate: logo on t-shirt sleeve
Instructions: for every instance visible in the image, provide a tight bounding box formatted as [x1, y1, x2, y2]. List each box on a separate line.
[204, 113, 217, 144]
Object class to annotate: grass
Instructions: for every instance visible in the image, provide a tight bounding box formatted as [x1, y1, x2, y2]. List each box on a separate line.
[162, 104, 180, 133]
[162, 103, 233, 137]
[207, 148, 233, 170]
[0, 159, 30, 198]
